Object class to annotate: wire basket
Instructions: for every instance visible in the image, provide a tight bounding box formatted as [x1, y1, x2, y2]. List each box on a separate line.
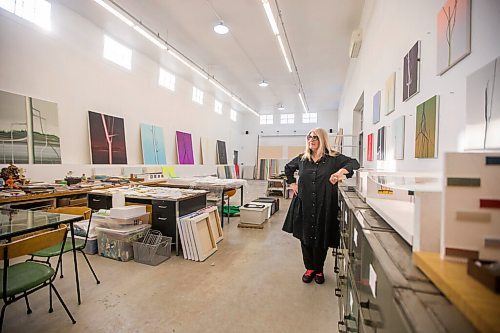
[132, 230, 172, 266]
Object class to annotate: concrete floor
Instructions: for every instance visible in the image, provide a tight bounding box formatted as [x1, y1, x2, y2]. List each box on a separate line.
[3, 181, 340, 332]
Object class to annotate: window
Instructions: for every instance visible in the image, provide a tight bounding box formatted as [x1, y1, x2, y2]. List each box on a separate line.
[214, 100, 222, 114]
[159, 67, 175, 91]
[103, 35, 132, 70]
[260, 115, 273, 125]
[230, 109, 237, 122]
[192, 86, 204, 104]
[0, 0, 51, 30]
[280, 113, 294, 124]
[302, 112, 317, 124]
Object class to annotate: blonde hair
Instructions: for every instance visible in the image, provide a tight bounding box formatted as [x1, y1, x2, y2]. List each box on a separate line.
[301, 128, 339, 161]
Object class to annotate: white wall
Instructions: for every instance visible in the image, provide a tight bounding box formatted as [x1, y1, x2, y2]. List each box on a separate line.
[338, 0, 500, 172]
[0, 3, 245, 171]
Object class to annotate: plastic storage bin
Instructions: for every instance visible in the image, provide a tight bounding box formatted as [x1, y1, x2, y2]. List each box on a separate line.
[93, 213, 150, 229]
[73, 235, 97, 255]
[96, 224, 151, 261]
[239, 204, 269, 225]
[133, 235, 172, 266]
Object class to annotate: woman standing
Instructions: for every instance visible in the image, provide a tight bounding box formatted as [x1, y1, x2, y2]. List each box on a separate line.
[283, 128, 359, 284]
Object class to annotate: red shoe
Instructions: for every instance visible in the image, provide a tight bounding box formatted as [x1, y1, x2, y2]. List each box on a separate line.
[302, 269, 316, 283]
[314, 272, 325, 284]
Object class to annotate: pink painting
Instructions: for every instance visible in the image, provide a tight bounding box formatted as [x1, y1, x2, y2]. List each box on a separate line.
[176, 131, 194, 164]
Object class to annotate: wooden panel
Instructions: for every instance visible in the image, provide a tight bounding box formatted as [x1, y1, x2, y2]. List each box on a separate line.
[447, 177, 481, 187]
[258, 146, 283, 159]
[479, 199, 500, 209]
[414, 252, 500, 333]
[445, 247, 479, 259]
[456, 211, 491, 222]
[287, 146, 304, 159]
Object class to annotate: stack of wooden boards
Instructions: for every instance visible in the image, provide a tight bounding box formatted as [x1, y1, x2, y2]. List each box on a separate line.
[178, 206, 223, 261]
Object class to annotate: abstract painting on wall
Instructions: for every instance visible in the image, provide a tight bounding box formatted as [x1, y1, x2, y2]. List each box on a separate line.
[384, 72, 396, 115]
[377, 127, 385, 160]
[31, 98, 61, 164]
[233, 150, 239, 165]
[216, 140, 227, 164]
[415, 96, 439, 158]
[465, 57, 500, 149]
[201, 137, 217, 165]
[367, 133, 374, 161]
[140, 124, 166, 165]
[0, 90, 61, 164]
[437, 0, 471, 75]
[88, 110, 127, 164]
[373, 91, 381, 124]
[393, 115, 405, 160]
[175, 131, 195, 165]
[403, 41, 421, 102]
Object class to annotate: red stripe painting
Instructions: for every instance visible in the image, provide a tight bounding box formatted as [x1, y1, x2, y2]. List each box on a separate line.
[480, 199, 500, 209]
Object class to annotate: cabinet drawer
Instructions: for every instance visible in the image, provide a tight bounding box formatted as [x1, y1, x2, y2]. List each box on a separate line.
[152, 213, 176, 238]
[87, 194, 112, 210]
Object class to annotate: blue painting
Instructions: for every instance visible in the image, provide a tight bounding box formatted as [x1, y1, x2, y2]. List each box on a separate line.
[140, 124, 166, 164]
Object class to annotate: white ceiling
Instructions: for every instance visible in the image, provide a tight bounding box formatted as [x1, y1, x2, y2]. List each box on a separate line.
[57, 0, 364, 117]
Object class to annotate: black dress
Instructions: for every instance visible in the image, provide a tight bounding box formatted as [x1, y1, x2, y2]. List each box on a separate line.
[282, 153, 360, 248]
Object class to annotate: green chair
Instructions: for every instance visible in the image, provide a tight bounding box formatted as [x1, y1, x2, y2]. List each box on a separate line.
[28, 207, 100, 297]
[0, 224, 76, 332]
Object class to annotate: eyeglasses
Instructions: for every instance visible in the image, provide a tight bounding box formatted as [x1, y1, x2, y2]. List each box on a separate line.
[306, 135, 319, 141]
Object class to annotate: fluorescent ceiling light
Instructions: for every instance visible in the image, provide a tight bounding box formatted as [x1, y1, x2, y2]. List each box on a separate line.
[262, 0, 279, 35]
[277, 35, 292, 73]
[94, 0, 134, 27]
[298, 92, 308, 113]
[232, 96, 259, 117]
[209, 78, 233, 98]
[214, 21, 229, 35]
[134, 26, 167, 50]
[168, 49, 208, 79]
[258, 80, 269, 87]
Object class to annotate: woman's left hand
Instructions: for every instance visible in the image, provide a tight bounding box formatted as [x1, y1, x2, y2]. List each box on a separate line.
[329, 169, 347, 185]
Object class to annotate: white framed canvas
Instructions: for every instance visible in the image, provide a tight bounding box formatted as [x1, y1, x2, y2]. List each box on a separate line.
[393, 116, 405, 160]
[384, 72, 396, 115]
[189, 213, 217, 262]
[205, 206, 223, 243]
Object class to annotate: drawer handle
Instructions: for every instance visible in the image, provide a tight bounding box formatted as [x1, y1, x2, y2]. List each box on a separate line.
[157, 205, 168, 209]
[158, 217, 168, 221]
[92, 198, 101, 202]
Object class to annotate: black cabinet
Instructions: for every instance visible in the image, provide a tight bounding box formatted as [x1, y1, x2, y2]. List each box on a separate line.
[87, 194, 112, 210]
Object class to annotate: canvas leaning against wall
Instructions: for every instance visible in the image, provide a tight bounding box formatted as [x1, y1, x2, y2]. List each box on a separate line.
[200, 137, 217, 165]
[175, 131, 195, 165]
[393, 115, 405, 160]
[0, 90, 61, 164]
[88, 110, 127, 164]
[373, 91, 381, 124]
[415, 96, 439, 158]
[437, 0, 471, 75]
[384, 72, 396, 115]
[140, 124, 166, 165]
[216, 140, 227, 164]
[367, 133, 373, 161]
[465, 57, 500, 150]
[403, 41, 421, 102]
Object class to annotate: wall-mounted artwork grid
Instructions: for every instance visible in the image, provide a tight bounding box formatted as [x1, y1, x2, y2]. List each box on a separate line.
[403, 41, 421, 102]
[393, 116, 405, 160]
[175, 131, 194, 165]
[415, 96, 439, 158]
[0, 90, 61, 164]
[88, 110, 127, 164]
[373, 91, 381, 124]
[465, 56, 500, 149]
[217, 140, 227, 164]
[437, 0, 471, 75]
[140, 124, 166, 164]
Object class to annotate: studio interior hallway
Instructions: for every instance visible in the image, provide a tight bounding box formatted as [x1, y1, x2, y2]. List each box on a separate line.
[3, 180, 339, 333]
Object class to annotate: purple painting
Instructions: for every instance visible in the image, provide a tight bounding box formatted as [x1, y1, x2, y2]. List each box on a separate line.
[176, 131, 194, 164]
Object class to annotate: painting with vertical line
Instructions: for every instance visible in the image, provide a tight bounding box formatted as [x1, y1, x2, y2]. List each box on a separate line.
[88, 110, 127, 164]
[367, 133, 373, 161]
[175, 131, 194, 165]
[415, 96, 439, 158]
[140, 124, 166, 165]
[403, 41, 421, 102]
[465, 57, 500, 149]
[377, 127, 385, 160]
[437, 0, 471, 75]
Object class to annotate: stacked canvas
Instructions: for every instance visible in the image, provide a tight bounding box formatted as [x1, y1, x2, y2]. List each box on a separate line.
[177, 206, 223, 261]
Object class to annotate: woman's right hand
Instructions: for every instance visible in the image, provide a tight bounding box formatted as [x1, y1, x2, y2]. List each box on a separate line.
[290, 183, 298, 195]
